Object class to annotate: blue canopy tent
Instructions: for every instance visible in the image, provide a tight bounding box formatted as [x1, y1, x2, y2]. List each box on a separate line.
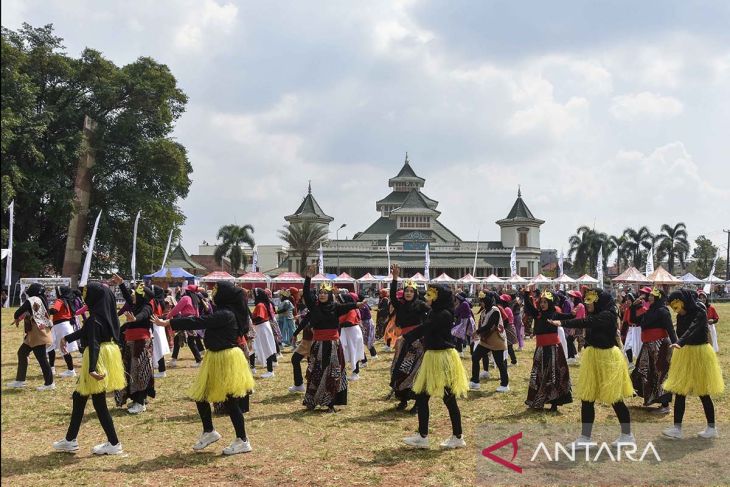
[144, 267, 196, 286]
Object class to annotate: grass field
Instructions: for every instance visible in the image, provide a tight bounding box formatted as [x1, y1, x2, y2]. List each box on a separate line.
[1, 305, 728, 486]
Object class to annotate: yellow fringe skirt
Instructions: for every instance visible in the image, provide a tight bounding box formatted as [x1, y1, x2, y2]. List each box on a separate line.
[76, 342, 126, 396]
[189, 347, 255, 403]
[413, 348, 468, 399]
[576, 346, 634, 404]
[663, 344, 725, 397]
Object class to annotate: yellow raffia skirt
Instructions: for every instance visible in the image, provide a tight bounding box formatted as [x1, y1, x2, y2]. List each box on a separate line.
[189, 347, 255, 403]
[663, 344, 725, 397]
[413, 348, 468, 399]
[576, 346, 634, 404]
[76, 342, 126, 396]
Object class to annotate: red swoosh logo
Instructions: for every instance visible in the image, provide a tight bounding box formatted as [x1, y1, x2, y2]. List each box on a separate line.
[481, 432, 523, 473]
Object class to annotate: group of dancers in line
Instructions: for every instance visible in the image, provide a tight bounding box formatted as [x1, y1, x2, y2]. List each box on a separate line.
[5, 263, 725, 455]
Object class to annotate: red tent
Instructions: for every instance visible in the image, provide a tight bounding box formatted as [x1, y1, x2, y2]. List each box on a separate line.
[238, 271, 270, 290]
[270, 272, 304, 291]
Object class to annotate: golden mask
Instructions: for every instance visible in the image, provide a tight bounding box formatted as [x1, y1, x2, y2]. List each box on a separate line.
[403, 280, 418, 290]
[478, 291, 486, 299]
[669, 299, 684, 314]
[584, 290, 599, 305]
[651, 288, 662, 298]
[425, 286, 438, 303]
[211, 285, 218, 298]
[540, 290, 554, 302]
[135, 283, 145, 296]
[320, 281, 333, 292]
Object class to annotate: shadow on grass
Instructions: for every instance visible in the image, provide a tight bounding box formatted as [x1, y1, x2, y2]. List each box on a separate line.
[256, 393, 302, 405]
[350, 406, 405, 423]
[158, 413, 203, 423]
[1, 452, 82, 477]
[113, 451, 221, 473]
[352, 446, 447, 467]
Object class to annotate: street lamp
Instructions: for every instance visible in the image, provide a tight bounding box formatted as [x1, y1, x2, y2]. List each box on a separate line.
[336, 223, 346, 275]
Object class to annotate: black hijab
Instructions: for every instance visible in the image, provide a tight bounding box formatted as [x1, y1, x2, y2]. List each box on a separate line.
[589, 288, 617, 316]
[85, 282, 121, 343]
[214, 281, 250, 336]
[56, 285, 76, 312]
[429, 285, 453, 312]
[668, 289, 701, 318]
[26, 283, 48, 310]
[132, 283, 154, 314]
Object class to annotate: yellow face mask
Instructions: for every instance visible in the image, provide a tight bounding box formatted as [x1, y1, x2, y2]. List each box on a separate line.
[669, 299, 684, 314]
[321, 281, 333, 292]
[540, 290, 554, 302]
[478, 291, 486, 299]
[403, 280, 418, 291]
[651, 288, 662, 298]
[135, 283, 145, 296]
[82, 286, 88, 301]
[584, 290, 599, 305]
[211, 285, 218, 298]
[425, 286, 438, 303]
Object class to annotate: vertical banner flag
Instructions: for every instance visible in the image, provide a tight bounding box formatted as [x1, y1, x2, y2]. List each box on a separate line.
[318, 243, 324, 275]
[704, 255, 718, 294]
[558, 249, 564, 277]
[646, 245, 654, 276]
[386, 234, 391, 272]
[4, 200, 14, 307]
[596, 246, 604, 289]
[510, 246, 517, 277]
[252, 245, 259, 273]
[471, 232, 480, 295]
[160, 229, 173, 271]
[424, 243, 430, 281]
[79, 210, 102, 287]
[131, 210, 141, 282]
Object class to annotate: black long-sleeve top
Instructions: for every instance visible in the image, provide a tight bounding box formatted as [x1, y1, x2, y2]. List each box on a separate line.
[390, 278, 429, 328]
[65, 316, 119, 373]
[302, 277, 357, 330]
[13, 300, 33, 320]
[170, 310, 240, 351]
[406, 308, 456, 350]
[119, 283, 153, 332]
[676, 308, 709, 347]
[635, 305, 677, 343]
[475, 307, 501, 336]
[561, 310, 619, 349]
[522, 293, 573, 335]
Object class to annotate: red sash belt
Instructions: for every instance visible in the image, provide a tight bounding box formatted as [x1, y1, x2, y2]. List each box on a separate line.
[236, 335, 247, 347]
[313, 329, 339, 341]
[124, 328, 151, 341]
[536, 333, 560, 347]
[400, 325, 418, 335]
[641, 328, 668, 343]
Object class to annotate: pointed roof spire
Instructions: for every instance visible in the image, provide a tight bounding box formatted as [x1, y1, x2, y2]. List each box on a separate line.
[518, 184, 521, 198]
[285, 183, 334, 224]
[404, 151, 409, 164]
[496, 186, 544, 225]
[308, 180, 312, 195]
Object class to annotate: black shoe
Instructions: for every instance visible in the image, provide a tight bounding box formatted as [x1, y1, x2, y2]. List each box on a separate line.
[409, 404, 419, 415]
[396, 401, 407, 411]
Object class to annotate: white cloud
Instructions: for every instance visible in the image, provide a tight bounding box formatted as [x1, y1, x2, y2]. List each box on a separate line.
[175, 0, 238, 51]
[609, 91, 683, 121]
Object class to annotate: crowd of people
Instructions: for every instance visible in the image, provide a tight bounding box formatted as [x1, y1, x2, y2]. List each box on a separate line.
[5, 263, 725, 456]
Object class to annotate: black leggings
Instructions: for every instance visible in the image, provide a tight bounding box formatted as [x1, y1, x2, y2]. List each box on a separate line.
[196, 395, 247, 440]
[416, 390, 462, 438]
[48, 350, 75, 370]
[16, 344, 53, 385]
[673, 394, 715, 427]
[158, 358, 166, 373]
[172, 334, 202, 362]
[249, 353, 275, 373]
[566, 336, 577, 359]
[472, 346, 508, 386]
[66, 391, 119, 444]
[292, 352, 305, 386]
[507, 344, 517, 364]
[581, 400, 631, 437]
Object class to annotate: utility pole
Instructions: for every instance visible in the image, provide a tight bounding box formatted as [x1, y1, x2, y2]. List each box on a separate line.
[724, 229, 730, 281]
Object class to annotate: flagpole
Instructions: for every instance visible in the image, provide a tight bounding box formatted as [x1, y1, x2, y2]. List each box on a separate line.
[3, 200, 14, 307]
[159, 229, 174, 272]
[131, 210, 141, 282]
[79, 210, 102, 287]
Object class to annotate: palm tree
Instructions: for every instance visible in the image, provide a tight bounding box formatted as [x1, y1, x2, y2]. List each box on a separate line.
[622, 226, 653, 268]
[568, 226, 595, 275]
[214, 224, 255, 275]
[657, 223, 689, 274]
[278, 221, 329, 275]
[608, 234, 628, 274]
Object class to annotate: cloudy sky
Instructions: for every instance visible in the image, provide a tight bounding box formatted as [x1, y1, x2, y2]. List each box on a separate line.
[4, 0, 729, 258]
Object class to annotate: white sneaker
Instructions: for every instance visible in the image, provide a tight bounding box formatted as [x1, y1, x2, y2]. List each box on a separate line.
[383, 346, 391, 352]
[60, 369, 77, 378]
[469, 381, 481, 391]
[697, 427, 719, 439]
[349, 373, 360, 381]
[662, 426, 683, 440]
[222, 438, 252, 455]
[37, 383, 56, 391]
[567, 358, 577, 365]
[51, 367, 57, 376]
[6, 380, 26, 389]
[496, 385, 510, 393]
[277, 353, 283, 359]
[569, 435, 594, 449]
[479, 370, 490, 380]
[612, 433, 636, 447]
[92, 442, 123, 455]
[403, 434, 429, 449]
[169, 359, 177, 368]
[439, 435, 466, 449]
[53, 438, 79, 452]
[272, 361, 279, 368]
[459, 351, 465, 358]
[192, 430, 221, 450]
[360, 362, 368, 368]
[154, 371, 166, 378]
[192, 361, 202, 368]
[127, 402, 146, 414]
[260, 371, 275, 379]
[288, 384, 305, 393]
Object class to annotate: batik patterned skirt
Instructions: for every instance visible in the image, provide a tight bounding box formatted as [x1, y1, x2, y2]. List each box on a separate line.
[304, 340, 348, 408]
[505, 323, 518, 345]
[525, 344, 573, 409]
[390, 336, 425, 401]
[115, 338, 155, 406]
[630, 338, 673, 406]
[360, 318, 376, 349]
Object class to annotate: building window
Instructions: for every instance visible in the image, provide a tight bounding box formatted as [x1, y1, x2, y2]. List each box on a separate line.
[518, 231, 528, 247]
[399, 215, 430, 229]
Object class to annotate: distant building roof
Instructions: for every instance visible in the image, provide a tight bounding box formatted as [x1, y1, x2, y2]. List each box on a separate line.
[167, 244, 206, 271]
[496, 187, 545, 226]
[389, 189, 440, 216]
[376, 190, 438, 209]
[285, 182, 334, 224]
[388, 153, 425, 187]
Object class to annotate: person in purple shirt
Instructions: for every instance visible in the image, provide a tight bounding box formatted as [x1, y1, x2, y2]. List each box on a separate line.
[359, 294, 378, 366]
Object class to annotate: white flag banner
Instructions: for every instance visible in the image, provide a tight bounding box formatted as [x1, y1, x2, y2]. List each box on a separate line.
[645, 245, 654, 276]
[4, 200, 14, 307]
[252, 245, 259, 273]
[424, 243, 430, 281]
[471, 233, 480, 295]
[159, 229, 173, 271]
[131, 210, 141, 281]
[317, 243, 324, 275]
[558, 249, 564, 277]
[510, 246, 517, 277]
[386, 234, 391, 272]
[79, 210, 102, 287]
[704, 255, 718, 294]
[596, 246, 604, 289]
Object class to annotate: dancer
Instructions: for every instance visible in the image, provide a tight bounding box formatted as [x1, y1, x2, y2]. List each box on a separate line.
[359, 293, 378, 367]
[301, 265, 358, 412]
[111, 274, 156, 414]
[288, 308, 312, 393]
[630, 288, 676, 413]
[153, 281, 256, 454]
[548, 288, 635, 447]
[7, 283, 55, 390]
[375, 288, 390, 340]
[389, 264, 430, 413]
[512, 296, 525, 351]
[251, 288, 278, 378]
[48, 285, 79, 378]
[338, 291, 365, 381]
[469, 292, 509, 392]
[277, 290, 296, 347]
[698, 291, 720, 352]
[151, 286, 171, 379]
[452, 292, 475, 357]
[53, 282, 126, 454]
[168, 285, 204, 367]
[626, 287, 652, 365]
[522, 287, 573, 411]
[662, 289, 725, 440]
[382, 292, 400, 352]
[498, 294, 518, 365]
[404, 284, 468, 449]
[565, 290, 585, 364]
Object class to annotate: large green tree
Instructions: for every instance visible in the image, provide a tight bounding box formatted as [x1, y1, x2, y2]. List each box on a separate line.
[1, 24, 191, 277]
[656, 222, 689, 274]
[278, 222, 329, 275]
[622, 226, 653, 268]
[214, 224, 255, 275]
[689, 235, 724, 278]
